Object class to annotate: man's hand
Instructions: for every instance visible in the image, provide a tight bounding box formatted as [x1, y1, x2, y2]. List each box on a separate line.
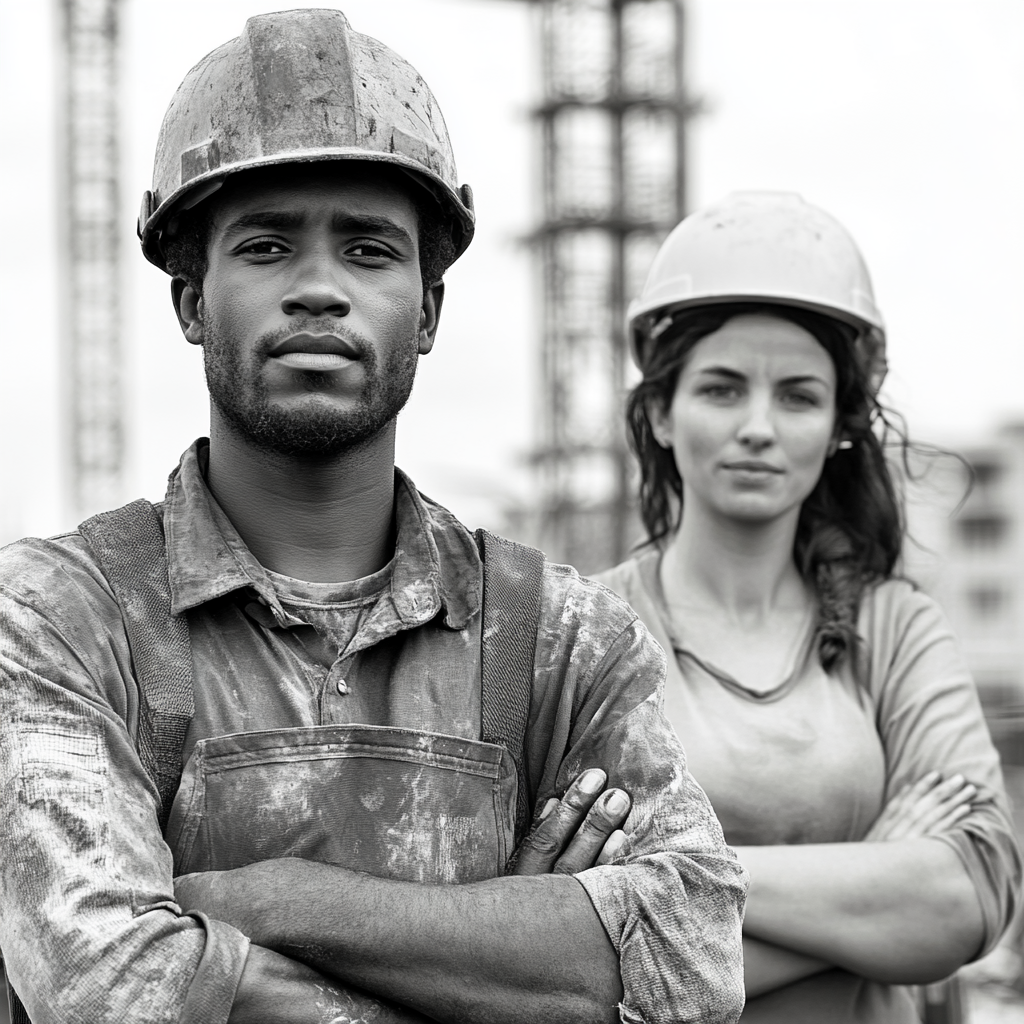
[864, 770, 976, 842]
[512, 768, 631, 876]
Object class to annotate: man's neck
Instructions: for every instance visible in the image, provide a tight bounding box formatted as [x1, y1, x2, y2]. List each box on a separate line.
[205, 413, 398, 584]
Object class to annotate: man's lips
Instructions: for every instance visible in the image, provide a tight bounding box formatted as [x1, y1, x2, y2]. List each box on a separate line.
[268, 333, 361, 371]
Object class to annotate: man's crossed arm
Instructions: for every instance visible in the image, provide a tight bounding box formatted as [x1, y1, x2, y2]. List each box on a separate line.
[176, 769, 631, 1024]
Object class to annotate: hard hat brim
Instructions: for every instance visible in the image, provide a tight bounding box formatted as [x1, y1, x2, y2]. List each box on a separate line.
[140, 150, 475, 272]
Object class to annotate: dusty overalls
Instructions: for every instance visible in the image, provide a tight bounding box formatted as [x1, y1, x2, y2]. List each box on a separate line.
[167, 723, 519, 884]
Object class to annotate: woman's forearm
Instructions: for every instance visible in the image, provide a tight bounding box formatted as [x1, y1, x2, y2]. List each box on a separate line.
[737, 838, 984, 983]
[742, 937, 830, 997]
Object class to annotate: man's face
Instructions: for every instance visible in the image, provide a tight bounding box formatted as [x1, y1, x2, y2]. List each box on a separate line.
[182, 166, 437, 458]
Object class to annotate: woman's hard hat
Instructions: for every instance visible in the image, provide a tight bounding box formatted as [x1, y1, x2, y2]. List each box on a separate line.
[628, 192, 886, 390]
[139, 8, 474, 272]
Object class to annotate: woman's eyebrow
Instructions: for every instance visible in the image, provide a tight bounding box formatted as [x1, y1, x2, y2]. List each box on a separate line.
[695, 366, 746, 381]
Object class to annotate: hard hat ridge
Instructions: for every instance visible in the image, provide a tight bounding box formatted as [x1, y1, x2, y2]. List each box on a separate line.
[140, 8, 475, 272]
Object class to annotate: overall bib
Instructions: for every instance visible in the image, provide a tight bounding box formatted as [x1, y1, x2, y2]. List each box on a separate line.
[166, 724, 519, 884]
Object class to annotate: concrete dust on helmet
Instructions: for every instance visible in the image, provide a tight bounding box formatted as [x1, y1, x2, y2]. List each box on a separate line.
[139, 8, 475, 272]
[628, 191, 887, 393]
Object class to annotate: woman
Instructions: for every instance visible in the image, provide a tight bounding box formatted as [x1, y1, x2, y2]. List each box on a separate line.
[594, 192, 1021, 1022]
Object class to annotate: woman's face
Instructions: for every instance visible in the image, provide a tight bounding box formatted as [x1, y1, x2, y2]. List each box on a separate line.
[650, 312, 838, 526]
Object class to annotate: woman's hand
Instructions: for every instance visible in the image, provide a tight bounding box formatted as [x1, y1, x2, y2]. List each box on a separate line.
[864, 770, 976, 842]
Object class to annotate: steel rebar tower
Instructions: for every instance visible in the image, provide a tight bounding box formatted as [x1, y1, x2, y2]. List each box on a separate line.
[58, 0, 124, 518]
[516, 0, 689, 571]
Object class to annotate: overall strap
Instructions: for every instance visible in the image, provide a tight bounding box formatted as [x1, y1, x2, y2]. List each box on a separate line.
[475, 529, 545, 849]
[79, 500, 195, 832]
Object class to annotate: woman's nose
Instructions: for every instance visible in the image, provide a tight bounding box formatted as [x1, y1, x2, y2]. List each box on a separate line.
[280, 259, 351, 317]
[736, 396, 776, 449]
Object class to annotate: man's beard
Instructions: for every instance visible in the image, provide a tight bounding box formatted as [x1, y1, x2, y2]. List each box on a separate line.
[202, 316, 420, 458]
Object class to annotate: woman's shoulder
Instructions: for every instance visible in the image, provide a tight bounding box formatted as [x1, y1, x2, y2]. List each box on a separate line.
[858, 576, 947, 638]
[590, 550, 660, 608]
[856, 576, 962, 695]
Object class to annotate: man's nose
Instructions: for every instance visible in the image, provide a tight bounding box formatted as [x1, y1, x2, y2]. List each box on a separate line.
[280, 258, 351, 317]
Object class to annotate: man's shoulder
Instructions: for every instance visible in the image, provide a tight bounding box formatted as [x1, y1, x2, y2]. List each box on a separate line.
[538, 558, 639, 638]
[0, 526, 118, 622]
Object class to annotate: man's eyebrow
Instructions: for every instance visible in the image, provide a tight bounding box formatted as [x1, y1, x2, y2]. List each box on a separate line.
[219, 210, 415, 249]
[221, 211, 307, 235]
[330, 213, 415, 248]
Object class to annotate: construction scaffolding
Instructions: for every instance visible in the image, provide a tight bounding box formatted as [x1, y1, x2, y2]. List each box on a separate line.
[515, 0, 690, 571]
[58, 0, 124, 519]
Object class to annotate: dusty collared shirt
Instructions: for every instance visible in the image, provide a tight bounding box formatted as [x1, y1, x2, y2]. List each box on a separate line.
[0, 440, 746, 1024]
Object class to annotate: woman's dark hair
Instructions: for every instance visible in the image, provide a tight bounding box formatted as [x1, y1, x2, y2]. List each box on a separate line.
[162, 165, 457, 295]
[626, 301, 905, 674]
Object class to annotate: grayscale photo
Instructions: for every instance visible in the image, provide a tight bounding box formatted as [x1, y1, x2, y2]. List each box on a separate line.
[0, 2, 1022, 1022]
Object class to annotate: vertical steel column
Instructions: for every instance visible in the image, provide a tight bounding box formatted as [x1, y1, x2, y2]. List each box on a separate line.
[528, 0, 688, 572]
[58, 0, 124, 519]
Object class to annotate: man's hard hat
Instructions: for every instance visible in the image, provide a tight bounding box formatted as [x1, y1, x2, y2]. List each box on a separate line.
[139, 8, 475, 272]
[628, 191, 886, 390]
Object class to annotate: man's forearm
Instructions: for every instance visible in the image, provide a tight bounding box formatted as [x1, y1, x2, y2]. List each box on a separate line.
[738, 838, 984, 983]
[178, 860, 622, 1024]
[230, 945, 432, 1024]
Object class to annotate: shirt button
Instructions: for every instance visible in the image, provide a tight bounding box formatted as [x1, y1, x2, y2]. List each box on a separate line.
[336, 677, 350, 695]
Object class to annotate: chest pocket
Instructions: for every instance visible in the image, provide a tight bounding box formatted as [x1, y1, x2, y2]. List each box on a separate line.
[167, 724, 517, 883]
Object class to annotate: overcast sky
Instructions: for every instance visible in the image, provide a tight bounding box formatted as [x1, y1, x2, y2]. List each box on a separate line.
[2, 0, 1023, 541]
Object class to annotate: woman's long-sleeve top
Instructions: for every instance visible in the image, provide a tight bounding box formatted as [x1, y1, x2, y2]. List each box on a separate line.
[595, 551, 1022, 1023]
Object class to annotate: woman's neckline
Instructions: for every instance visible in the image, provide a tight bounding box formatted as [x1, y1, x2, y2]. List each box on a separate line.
[635, 548, 818, 701]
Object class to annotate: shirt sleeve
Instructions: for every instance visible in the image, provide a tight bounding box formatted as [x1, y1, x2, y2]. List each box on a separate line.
[865, 581, 1023, 957]
[0, 538, 250, 1024]
[527, 569, 747, 1024]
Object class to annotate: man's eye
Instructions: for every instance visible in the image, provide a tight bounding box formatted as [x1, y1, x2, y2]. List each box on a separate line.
[347, 242, 394, 259]
[238, 238, 289, 256]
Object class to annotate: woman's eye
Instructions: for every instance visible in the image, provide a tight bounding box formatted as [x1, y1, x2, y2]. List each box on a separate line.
[781, 391, 819, 408]
[700, 384, 739, 400]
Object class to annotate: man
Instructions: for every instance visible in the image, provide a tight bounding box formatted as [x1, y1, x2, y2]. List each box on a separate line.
[0, 10, 745, 1024]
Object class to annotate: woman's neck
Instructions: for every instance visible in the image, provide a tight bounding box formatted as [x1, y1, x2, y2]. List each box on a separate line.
[659, 498, 807, 625]
[205, 410, 397, 584]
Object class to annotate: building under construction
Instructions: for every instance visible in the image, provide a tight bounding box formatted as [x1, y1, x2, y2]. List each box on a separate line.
[508, 0, 690, 572]
[58, 0, 124, 521]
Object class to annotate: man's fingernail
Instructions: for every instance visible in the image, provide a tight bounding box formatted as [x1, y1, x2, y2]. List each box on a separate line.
[539, 798, 559, 820]
[579, 770, 605, 794]
[605, 790, 629, 815]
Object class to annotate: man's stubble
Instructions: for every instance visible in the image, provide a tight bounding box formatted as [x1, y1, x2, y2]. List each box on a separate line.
[202, 315, 420, 458]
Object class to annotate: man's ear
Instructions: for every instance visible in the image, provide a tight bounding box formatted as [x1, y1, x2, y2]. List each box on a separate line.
[418, 281, 445, 356]
[171, 278, 205, 346]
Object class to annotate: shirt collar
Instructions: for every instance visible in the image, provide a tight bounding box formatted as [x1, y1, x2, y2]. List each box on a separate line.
[163, 439, 480, 630]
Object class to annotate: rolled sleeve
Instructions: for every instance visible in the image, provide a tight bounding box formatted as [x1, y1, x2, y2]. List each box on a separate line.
[528, 581, 747, 1024]
[0, 542, 249, 1022]
[575, 696, 747, 1024]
